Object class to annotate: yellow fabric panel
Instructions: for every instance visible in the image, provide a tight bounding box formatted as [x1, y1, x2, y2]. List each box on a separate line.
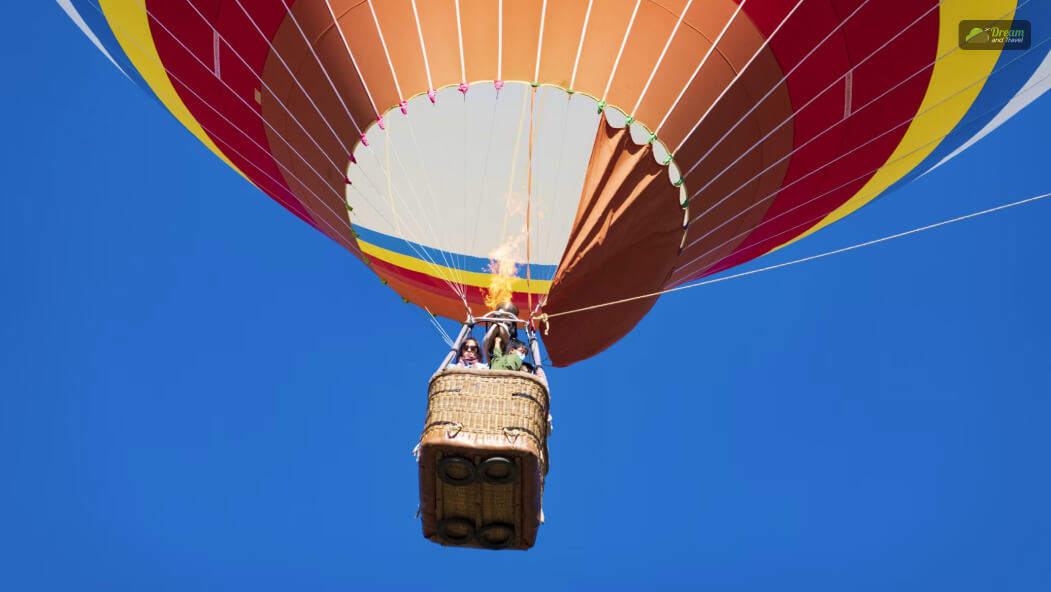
[766, 0, 1016, 253]
[357, 240, 552, 294]
[98, 0, 249, 181]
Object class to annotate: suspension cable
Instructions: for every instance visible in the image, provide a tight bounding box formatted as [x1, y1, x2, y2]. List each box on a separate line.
[544, 192, 1051, 319]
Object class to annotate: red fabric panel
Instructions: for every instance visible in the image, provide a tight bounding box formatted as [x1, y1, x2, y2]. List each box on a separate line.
[146, 0, 328, 239]
[669, 0, 938, 284]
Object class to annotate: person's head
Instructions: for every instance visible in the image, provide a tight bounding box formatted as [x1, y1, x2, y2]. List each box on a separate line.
[459, 338, 481, 364]
[508, 338, 528, 361]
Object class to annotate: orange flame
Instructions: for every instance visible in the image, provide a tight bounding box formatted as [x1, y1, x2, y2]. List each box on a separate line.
[483, 240, 521, 310]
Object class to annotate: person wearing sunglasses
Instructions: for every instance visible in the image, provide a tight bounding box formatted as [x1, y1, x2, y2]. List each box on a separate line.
[449, 337, 488, 369]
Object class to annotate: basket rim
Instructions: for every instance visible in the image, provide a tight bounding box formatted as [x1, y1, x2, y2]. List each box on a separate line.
[429, 367, 549, 392]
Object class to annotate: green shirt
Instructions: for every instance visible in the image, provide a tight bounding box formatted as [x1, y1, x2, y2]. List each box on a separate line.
[489, 346, 524, 371]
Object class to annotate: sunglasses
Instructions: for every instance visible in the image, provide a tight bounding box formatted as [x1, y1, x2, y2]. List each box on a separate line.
[461, 345, 479, 352]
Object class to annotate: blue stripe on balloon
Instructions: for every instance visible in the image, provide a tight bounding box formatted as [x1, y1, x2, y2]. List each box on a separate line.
[885, 2, 1051, 194]
[72, 0, 160, 105]
[353, 225, 558, 278]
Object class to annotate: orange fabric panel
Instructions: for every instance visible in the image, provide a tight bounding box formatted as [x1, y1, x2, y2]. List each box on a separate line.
[459, 0, 499, 82]
[636, 0, 727, 135]
[285, 1, 376, 130]
[603, 0, 678, 115]
[261, 7, 361, 251]
[334, 1, 400, 112]
[653, 1, 760, 149]
[414, 0, 461, 87]
[535, 0, 590, 88]
[542, 121, 684, 366]
[501, 0, 543, 82]
[371, 0, 430, 98]
[572, 0, 637, 95]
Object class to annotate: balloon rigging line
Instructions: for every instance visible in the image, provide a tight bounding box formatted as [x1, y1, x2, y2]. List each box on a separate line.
[498, 0, 503, 82]
[175, 0, 354, 177]
[675, 0, 808, 156]
[463, 86, 473, 283]
[283, 1, 364, 133]
[529, 88, 554, 283]
[672, 31, 1051, 281]
[380, 115, 469, 297]
[87, 6, 362, 254]
[403, 112, 463, 282]
[671, 53, 1051, 284]
[116, 0, 469, 302]
[682, 0, 953, 203]
[112, 1, 359, 222]
[632, 0, 693, 116]
[311, 3, 471, 298]
[569, 0, 594, 91]
[324, 0, 379, 116]
[655, 0, 749, 135]
[284, 10, 462, 295]
[409, 0, 434, 94]
[421, 306, 455, 348]
[430, 317, 455, 349]
[685, 26, 1047, 252]
[280, 1, 468, 297]
[534, 0, 549, 83]
[182, 0, 409, 262]
[364, 141, 469, 301]
[676, 0, 874, 168]
[454, 0, 467, 86]
[672, 47, 1051, 283]
[500, 89, 533, 246]
[681, 0, 878, 182]
[682, 0, 1037, 240]
[468, 86, 504, 264]
[544, 191, 1051, 320]
[207, 0, 467, 298]
[289, 0, 453, 290]
[94, 1, 1043, 317]
[367, 0, 405, 101]
[680, 0, 1029, 201]
[527, 86, 535, 312]
[539, 91, 579, 285]
[602, 0, 643, 102]
[232, 0, 353, 156]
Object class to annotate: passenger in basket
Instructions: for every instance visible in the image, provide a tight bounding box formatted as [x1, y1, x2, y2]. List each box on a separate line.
[450, 338, 488, 369]
[489, 337, 530, 372]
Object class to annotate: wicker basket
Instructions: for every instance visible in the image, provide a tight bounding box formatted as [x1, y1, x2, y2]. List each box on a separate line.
[417, 367, 550, 550]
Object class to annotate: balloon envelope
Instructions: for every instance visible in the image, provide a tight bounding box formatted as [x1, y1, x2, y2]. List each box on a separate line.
[60, 0, 1051, 365]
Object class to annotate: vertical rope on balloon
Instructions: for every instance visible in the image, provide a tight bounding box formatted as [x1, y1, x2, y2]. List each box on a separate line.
[526, 85, 535, 314]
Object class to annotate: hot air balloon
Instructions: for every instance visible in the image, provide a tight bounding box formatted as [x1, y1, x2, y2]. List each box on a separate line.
[60, 0, 1051, 549]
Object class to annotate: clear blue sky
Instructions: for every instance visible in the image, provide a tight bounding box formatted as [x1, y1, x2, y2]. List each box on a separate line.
[2, 4, 1049, 591]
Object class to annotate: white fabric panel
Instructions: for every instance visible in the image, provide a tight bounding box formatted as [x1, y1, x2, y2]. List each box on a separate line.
[346, 83, 601, 276]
